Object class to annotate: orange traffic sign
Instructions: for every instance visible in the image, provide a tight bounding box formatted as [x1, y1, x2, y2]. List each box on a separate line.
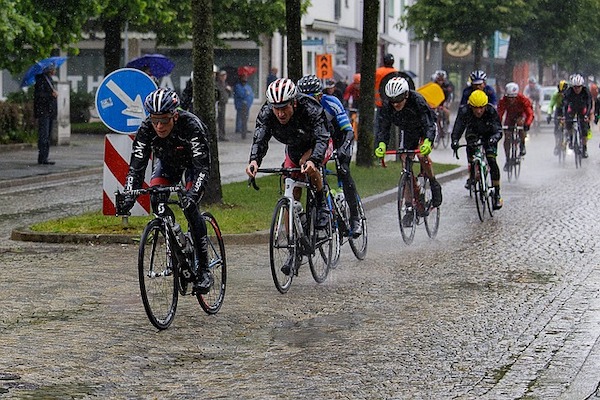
[316, 54, 333, 79]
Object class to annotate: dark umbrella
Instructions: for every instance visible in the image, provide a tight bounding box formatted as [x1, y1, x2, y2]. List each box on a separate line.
[21, 56, 67, 87]
[126, 54, 175, 78]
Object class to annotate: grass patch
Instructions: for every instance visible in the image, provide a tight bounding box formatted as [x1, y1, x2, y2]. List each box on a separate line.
[30, 160, 458, 235]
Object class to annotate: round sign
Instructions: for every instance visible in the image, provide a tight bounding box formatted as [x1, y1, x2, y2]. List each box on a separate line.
[95, 68, 158, 134]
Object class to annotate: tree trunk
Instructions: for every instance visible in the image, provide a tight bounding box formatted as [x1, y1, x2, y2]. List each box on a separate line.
[355, 0, 379, 167]
[193, 0, 222, 204]
[102, 17, 123, 75]
[472, 37, 483, 70]
[286, 0, 303, 82]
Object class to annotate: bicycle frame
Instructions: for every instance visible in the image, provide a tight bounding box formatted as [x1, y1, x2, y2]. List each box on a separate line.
[454, 141, 493, 221]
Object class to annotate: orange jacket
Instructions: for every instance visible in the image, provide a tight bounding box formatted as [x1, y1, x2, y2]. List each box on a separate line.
[374, 66, 397, 107]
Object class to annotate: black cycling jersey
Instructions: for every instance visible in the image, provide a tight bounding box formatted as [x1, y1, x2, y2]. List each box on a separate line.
[562, 86, 592, 117]
[125, 110, 211, 196]
[249, 93, 331, 166]
[451, 104, 503, 144]
[376, 90, 437, 149]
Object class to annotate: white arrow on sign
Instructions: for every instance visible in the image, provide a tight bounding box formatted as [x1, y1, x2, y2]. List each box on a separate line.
[106, 80, 145, 119]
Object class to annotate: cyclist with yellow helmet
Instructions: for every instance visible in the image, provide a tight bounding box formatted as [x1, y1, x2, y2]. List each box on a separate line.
[547, 80, 569, 155]
[451, 89, 504, 210]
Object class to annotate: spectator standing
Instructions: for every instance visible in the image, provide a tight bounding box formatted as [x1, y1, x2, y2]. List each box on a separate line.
[266, 67, 278, 87]
[234, 73, 255, 139]
[34, 64, 58, 165]
[216, 70, 232, 141]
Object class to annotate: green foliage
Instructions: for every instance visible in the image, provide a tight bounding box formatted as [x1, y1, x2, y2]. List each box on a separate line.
[70, 91, 95, 123]
[29, 161, 458, 235]
[0, 100, 35, 144]
[1, 0, 100, 74]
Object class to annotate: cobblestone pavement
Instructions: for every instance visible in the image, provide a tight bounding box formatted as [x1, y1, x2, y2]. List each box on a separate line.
[2, 126, 600, 399]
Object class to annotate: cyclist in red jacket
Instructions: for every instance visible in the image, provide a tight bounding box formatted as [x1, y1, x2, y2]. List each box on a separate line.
[497, 82, 534, 170]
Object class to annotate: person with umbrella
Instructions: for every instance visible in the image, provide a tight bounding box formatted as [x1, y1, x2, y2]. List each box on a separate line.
[34, 63, 58, 165]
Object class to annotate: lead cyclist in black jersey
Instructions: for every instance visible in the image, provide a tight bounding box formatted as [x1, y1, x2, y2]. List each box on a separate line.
[121, 88, 214, 294]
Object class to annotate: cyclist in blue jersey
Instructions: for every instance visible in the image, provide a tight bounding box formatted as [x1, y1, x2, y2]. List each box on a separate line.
[460, 70, 498, 107]
[297, 74, 362, 237]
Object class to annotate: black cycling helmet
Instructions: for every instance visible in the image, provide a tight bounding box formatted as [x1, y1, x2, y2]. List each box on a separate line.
[297, 74, 323, 95]
[383, 53, 395, 67]
[144, 88, 180, 114]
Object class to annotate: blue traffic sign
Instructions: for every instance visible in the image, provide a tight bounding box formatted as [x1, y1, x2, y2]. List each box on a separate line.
[95, 68, 157, 134]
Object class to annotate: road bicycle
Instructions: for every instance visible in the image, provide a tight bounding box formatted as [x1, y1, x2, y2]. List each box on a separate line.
[249, 167, 333, 294]
[323, 152, 368, 267]
[433, 105, 450, 149]
[385, 148, 440, 245]
[115, 185, 226, 330]
[502, 125, 524, 182]
[554, 116, 567, 164]
[454, 141, 494, 222]
[568, 115, 584, 169]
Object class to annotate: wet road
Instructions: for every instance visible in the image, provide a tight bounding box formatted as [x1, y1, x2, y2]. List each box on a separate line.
[2, 125, 600, 399]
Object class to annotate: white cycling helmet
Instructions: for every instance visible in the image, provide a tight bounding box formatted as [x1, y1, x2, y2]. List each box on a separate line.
[570, 74, 585, 86]
[385, 77, 410, 102]
[266, 78, 297, 108]
[505, 82, 519, 97]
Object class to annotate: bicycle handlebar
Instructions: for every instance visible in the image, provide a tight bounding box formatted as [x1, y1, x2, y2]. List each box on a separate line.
[380, 148, 421, 167]
[452, 140, 484, 160]
[247, 166, 303, 191]
[502, 125, 524, 130]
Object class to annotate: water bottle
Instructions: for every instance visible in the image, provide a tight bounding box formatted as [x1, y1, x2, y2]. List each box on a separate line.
[172, 223, 186, 248]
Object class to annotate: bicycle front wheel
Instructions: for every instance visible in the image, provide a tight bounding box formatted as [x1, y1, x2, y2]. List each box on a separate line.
[398, 173, 417, 245]
[139, 218, 178, 330]
[349, 194, 368, 260]
[308, 205, 332, 283]
[270, 198, 295, 293]
[422, 178, 440, 239]
[574, 128, 582, 169]
[196, 212, 226, 314]
[473, 162, 486, 222]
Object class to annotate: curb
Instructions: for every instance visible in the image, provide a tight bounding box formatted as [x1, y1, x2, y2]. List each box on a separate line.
[11, 167, 467, 245]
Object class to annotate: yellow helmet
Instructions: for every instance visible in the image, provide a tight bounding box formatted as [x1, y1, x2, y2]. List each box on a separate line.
[468, 89, 488, 107]
[558, 80, 568, 92]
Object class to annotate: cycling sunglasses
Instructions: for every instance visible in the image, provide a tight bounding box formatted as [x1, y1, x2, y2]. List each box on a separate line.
[150, 115, 174, 125]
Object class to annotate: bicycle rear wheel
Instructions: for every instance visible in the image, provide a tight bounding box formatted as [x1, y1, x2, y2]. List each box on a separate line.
[422, 178, 440, 239]
[196, 212, 226, 314]
[270, 198, 295, 294]
[349, 194, 368, 260]
[440, 119, 450, 148]
[574, 128, 582, 169]
[308, 204, 332, 283]
[329, 193, 342, 269]
[398, 173, 417, 244]
[139, 218, 178, 330]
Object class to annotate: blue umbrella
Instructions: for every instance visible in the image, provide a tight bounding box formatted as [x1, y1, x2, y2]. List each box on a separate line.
[126, 54, 175, 79]
[21, 56, 67, 87]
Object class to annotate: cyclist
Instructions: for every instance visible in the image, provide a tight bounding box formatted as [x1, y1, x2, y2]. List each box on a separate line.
[432, 69, 454, 129]
[547, 80, 569, 154]
[297, 74, 362, 237]
[245, 78, 333, 274]
[460, 70, 498, 107]
[323, 78, 344, 103]
[497, 82, 534, 167]
[451, 90, 504, 210]
[562, 73, 593, 158]
[523, 77, 542, 126]
[374, 77, 443, 227]
[120, 88, 213, 294]
[343, 73, 361, 108]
